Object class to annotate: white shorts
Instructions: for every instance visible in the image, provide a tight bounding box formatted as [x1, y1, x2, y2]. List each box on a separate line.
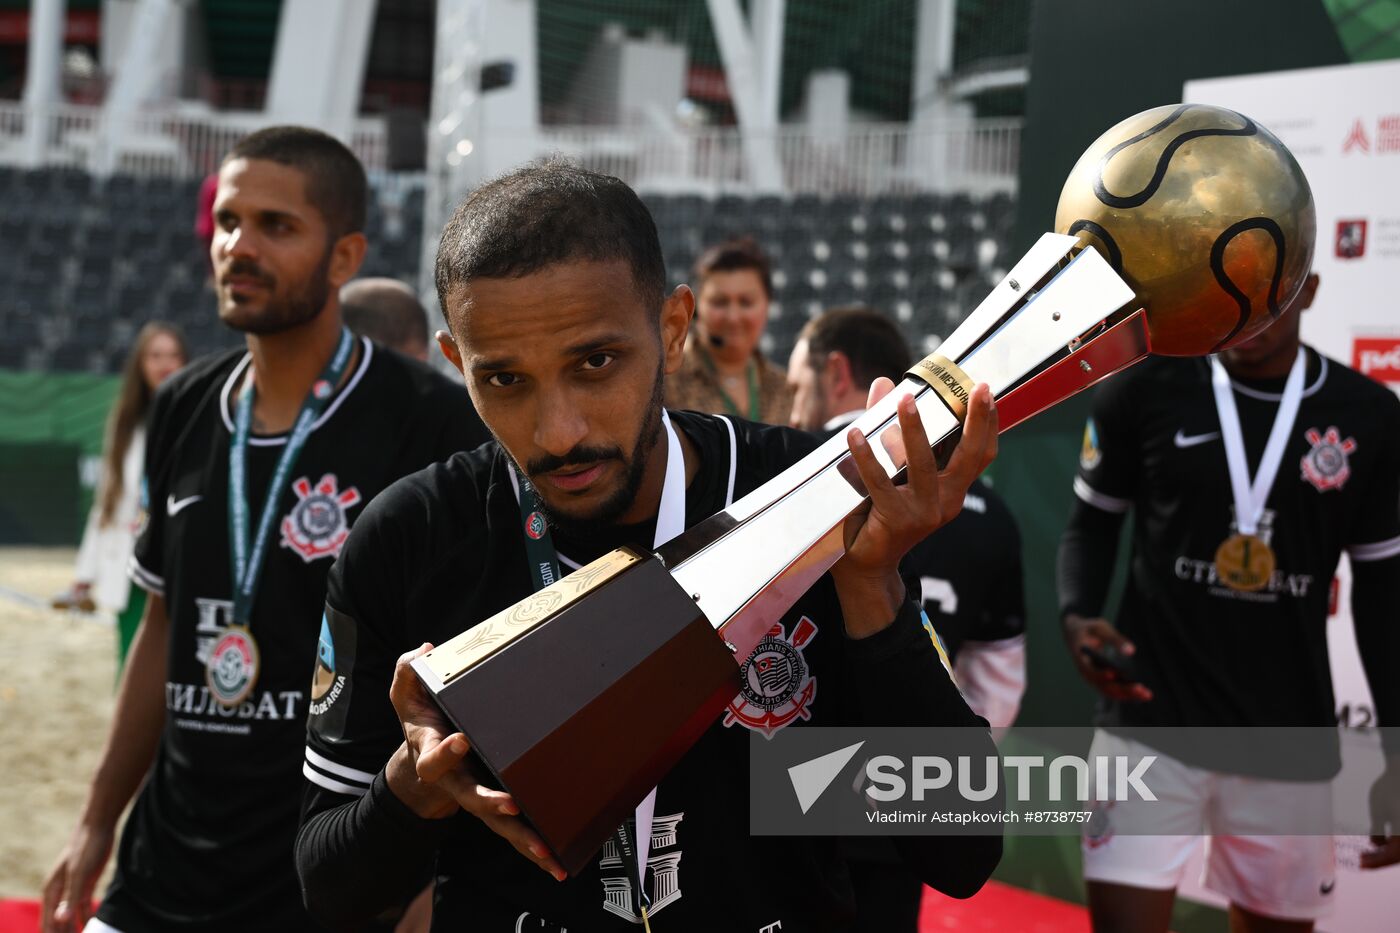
[1080, 730, 1336, 922]
[82, 920, 124, 933]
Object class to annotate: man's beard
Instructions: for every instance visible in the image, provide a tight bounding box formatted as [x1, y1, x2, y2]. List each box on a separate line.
[516, 364, 667, 541]
[219, 250, 332, 335]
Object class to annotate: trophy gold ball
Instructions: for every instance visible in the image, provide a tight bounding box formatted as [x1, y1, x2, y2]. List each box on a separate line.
[1055, 104, 1315, 356]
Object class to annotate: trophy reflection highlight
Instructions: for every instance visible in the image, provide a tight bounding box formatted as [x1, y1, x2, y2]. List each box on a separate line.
[414, 103, 1317, 873]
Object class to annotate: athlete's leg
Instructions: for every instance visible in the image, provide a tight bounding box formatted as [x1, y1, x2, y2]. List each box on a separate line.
[1227, 903, 1313, 933]
[1087, 881, 1177, 933]
[1082, 732, 1209, 933]
[1204, 777, 1335, 928]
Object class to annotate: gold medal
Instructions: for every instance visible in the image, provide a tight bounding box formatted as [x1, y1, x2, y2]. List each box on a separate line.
[206, 625, 261, 707]
[1214, 533, 1275, 592]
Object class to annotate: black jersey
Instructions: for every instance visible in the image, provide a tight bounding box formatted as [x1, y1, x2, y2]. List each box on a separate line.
[300, 411, 998, 932]
[101, 338, 487, 933]
[1072, 349, 1400, 749]
[902, 479, 1025, 660]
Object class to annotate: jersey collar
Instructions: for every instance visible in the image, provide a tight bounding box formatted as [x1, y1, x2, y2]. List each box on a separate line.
[218, 336, 374, 446]
[1218, 346, 1328, 402]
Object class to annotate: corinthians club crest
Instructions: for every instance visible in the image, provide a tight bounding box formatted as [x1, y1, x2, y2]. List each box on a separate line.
[723, 616, 818, 737]
[281, 474, 362, 562]
[1300, 426, 1356, 492]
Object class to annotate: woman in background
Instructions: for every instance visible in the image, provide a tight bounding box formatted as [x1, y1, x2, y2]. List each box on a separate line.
[55, 323, 187, 670]
[666, 237, 793, 424]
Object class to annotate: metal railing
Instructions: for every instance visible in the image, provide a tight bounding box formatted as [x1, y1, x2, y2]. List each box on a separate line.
[0, 101, 389, 177]
[0, 101, 1017, 198]
[526, 119, 1021, 197]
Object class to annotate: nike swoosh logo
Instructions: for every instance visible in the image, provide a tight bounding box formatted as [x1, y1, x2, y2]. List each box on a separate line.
[166, 494, 203, 516]
[1173, 430, 1220, 448]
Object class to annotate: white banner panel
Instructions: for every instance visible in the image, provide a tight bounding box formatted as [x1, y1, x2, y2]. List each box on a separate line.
[1186, 60, 1400, 380]
[1182, 61, 1400, 932]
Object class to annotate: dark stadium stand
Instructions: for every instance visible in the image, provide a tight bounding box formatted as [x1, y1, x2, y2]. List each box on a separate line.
[642, 187, 1015, 363]
[0, 165, 1014, 374]
[0, 166, 428, 372]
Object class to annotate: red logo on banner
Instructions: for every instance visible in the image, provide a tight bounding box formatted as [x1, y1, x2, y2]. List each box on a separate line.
[1353, 337, 1400, 384]
[1335, 219, 1367, 259]
[1381, 115, 1400, 153]
[1343, 119, 1371, 154]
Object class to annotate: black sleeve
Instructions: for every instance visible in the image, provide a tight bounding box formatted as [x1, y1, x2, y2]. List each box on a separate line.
[1345, 392, 1400, 750]
[298, 476, 444, 926]
[841, 597, 1004, 898]
[297, 771, 451, 932]
[1057, 499, 1127, 620]
[301, 484, 421, 798]
[1071, 374, 1139, 515]
[1346, 391, 1400, 558]
[1353, 557, 1400, 751]
[1057, 375, 1139, 620]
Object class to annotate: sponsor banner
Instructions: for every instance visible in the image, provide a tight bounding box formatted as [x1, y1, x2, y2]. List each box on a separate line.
[749, 726, 1400, 837]
[1184, 61, 1400, 381]
[1354, 336, 1400, 384]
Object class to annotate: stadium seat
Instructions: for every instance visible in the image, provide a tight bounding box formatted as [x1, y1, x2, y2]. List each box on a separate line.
[0, 173, 1016, 376]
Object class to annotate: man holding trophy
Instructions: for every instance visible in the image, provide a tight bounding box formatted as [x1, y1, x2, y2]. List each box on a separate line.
[296, 103, 1340, 930]
[296, 159, 1003, 930]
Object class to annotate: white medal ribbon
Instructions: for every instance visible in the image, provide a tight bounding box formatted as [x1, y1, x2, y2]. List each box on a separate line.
[1209, 349, 1306, 536]
[633, 410, 686, 898]
[505, 410, 685, 895]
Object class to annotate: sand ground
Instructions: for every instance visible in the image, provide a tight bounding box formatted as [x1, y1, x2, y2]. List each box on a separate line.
[0, 547, 118, 901]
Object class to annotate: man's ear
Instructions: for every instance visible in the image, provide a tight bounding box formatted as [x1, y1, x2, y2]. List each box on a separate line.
[328, 232, 369, 288]
[436, 329, 465, 375]
[661, 285, 695, 375]
[825, 350, 853, 396]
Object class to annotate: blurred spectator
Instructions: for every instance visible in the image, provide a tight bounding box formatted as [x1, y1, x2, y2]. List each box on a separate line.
[54, 323, 188, 669]
[665, 237, 792, 423]
[341, 277, 430, 361]
[342, 276, 490, 453]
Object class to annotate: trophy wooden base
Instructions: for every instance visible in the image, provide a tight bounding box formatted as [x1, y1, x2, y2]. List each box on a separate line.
[414, 552, 741, 874]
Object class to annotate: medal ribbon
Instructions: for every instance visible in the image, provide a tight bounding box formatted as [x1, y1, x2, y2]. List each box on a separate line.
[229, 327, 355, 627]
[513, 410, 685, 911]
[1209, 348, 1306, 536]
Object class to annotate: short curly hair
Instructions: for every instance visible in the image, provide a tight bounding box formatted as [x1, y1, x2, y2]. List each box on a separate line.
[434, 158, 667, 336]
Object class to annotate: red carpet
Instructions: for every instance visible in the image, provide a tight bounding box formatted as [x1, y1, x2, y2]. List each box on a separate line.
[0, 901, 39, 933]
[922, 881, 1091, 932]
[1, 886, 1092, 932]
